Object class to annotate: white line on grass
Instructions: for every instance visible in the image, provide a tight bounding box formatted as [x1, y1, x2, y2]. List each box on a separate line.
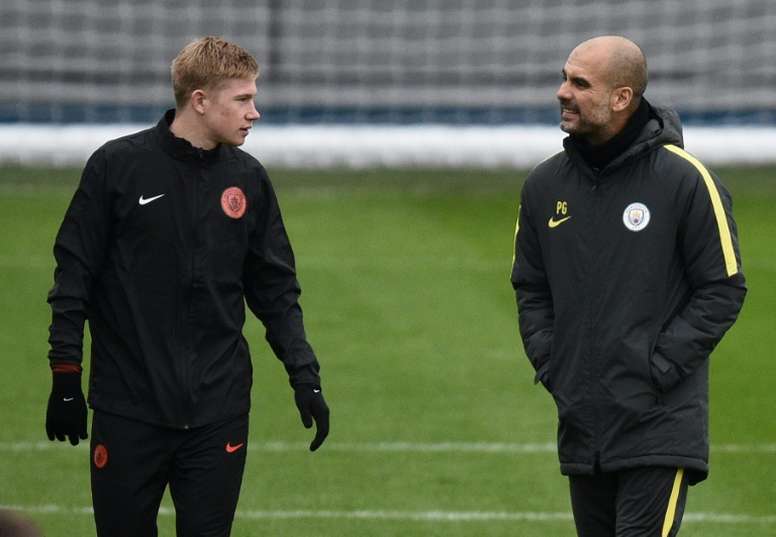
[3, 440, 776, 454]
[710, 443, 776, 454]
[1, 504, 775, 525]
[258, 441, 561, 453]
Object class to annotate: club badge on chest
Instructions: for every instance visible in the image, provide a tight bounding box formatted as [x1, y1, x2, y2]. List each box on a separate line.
[623, 202, 651, 232]
[221, 186, 247, 219]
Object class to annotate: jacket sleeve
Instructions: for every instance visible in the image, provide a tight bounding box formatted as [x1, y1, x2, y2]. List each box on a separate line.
[511, 186, 554, 388]
[651, 168, 747, 392]
[243, 168, 320, 387]
[47, 148, 112, 365]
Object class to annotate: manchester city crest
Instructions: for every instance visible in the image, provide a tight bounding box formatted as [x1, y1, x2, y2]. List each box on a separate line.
[622, 202, 650, 232]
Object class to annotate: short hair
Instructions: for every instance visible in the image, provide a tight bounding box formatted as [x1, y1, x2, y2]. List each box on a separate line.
[171, 36, 259, 107]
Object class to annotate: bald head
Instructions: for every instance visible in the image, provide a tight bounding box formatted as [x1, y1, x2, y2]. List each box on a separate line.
[572, 35, 647, 102]
[557, 35, 648, 144]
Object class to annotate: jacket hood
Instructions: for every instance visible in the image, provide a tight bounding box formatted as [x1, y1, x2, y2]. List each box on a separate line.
[646, 104, 684, 148]
[613, 102, 684, 168]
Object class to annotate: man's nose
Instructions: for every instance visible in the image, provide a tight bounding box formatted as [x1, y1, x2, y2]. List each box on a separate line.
[247, 102, 260, 120]
[556, 81, 571, 102]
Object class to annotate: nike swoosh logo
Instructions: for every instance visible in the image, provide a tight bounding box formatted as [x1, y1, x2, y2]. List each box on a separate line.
[63, 397, 74, 402]
[138, 194, 165, 206]
[548, 216, 572, 228]
[225, 442, 245, 453]
[313, 389, 321, 394]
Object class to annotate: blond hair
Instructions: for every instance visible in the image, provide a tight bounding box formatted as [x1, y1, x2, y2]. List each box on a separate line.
[171, 36, 258, 107]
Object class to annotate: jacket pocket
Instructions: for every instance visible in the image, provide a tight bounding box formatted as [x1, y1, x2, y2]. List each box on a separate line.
[649, 351, 682, 393]
[533, 359, 552, 393]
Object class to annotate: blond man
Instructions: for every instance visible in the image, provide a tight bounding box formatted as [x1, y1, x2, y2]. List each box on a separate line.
[45, 36, 329, 537]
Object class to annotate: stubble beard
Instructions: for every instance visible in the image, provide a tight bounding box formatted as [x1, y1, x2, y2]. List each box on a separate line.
[560, 100, 612, 142]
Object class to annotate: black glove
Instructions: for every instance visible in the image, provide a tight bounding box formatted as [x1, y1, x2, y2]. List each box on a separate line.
[294, 384, 330, 452]
[46, 366, 88, 446]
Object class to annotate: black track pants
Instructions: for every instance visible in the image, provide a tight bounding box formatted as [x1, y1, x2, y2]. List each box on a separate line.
[90, 411, 249, 537]
[569, 466, 688, 537]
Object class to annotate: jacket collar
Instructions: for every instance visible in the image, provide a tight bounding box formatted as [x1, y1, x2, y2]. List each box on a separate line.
[567, 98, 651, 170]
[563, 99, 684, 178]
[156, 109, 230, 163]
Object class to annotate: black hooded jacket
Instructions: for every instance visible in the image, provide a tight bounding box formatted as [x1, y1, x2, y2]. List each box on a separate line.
[48, 110, 320, 429]
[511, 104, 746, 484]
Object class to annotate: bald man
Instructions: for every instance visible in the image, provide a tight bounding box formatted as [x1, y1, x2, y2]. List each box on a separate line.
[511, 36, 746, 537]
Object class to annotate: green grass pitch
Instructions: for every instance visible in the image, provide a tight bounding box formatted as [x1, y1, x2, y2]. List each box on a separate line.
[0, 165, 774, 536]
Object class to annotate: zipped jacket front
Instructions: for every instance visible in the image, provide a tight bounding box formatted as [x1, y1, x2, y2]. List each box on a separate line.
[511, 106, 746, 483]
[48, 111, 319, 429]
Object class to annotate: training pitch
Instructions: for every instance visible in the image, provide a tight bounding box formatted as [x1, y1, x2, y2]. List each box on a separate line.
[0, 165, 774, 536]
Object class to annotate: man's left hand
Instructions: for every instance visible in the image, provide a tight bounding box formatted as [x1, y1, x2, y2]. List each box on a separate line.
[294, 385, 330, 452]
[45, 368, 88, 446]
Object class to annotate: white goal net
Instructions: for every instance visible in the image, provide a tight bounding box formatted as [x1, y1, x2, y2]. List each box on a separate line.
[2, 0, 775, 166]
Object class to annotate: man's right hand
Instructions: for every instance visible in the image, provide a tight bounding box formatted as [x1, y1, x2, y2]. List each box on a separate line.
[45, 363, 88, 446]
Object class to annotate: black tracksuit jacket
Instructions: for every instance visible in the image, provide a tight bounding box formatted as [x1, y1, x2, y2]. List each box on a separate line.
[511, 106, 746, 484]
[48, 110, 320, 429]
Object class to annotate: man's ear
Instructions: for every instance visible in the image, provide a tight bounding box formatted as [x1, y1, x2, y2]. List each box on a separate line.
[190, 89, 207, 115]
[611, 86, 633, 113]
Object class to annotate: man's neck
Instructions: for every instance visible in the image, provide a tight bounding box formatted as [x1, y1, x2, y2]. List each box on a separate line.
[586, 110, 633, 146]
[169, 108, 218, 150]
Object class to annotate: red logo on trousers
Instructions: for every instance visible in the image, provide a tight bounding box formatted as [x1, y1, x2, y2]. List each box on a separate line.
[225, 442, 245, 453]
[94, 444, 108, 469]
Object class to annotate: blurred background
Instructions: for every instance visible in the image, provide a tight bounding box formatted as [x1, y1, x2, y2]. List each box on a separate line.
[1, 2, 775, 536]
[2, 0, 776, 167]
